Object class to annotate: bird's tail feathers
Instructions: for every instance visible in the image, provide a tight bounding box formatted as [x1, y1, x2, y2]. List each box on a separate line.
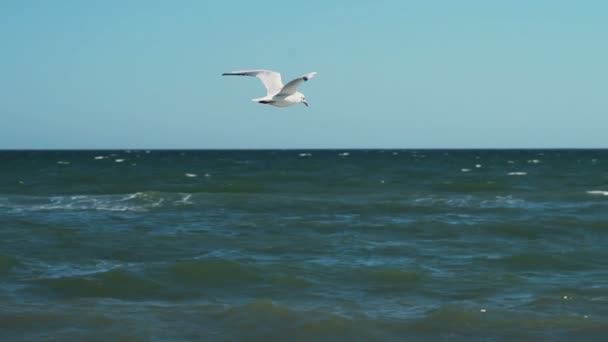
[252, 97, 274, 104]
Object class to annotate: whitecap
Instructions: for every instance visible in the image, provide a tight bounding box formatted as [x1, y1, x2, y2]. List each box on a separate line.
[120, 193, 139, 201]
[508, 172, 527, 176]
[176, 194, 193, 205]
[338, 152, 350, 157]
[299, 153, 312, 157]
[483, 196, 528, 209]
[461, 168, 471, 172]
[587, 190, 608, 196]
[475, 164, 482, 168]
[57, 161, 70, 165]
[4, 193, 167, 213]
[115, 159, 125, 163]
[37, 260, 132, 279]
[94, 156, 106, 160]
[528, 159, 541, 164]
[185, 173, 198, 178]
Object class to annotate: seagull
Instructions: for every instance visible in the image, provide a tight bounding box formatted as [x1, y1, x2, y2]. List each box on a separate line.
[222, 70, 317, 107]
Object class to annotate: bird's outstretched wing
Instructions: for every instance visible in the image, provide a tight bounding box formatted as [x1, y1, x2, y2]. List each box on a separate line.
[222, 70, 283, 96]
[278, 72, 317, 96]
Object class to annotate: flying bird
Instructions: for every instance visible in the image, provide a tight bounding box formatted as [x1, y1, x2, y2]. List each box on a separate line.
[222, 70, 317, 108]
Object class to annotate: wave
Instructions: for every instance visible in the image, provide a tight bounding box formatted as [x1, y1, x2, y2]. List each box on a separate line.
[431, 181, 511, 193]
[206, 300, 607, 340]
[493, 252, 587, 271]
[406, 304, 603, 339]
[0, 192, 195, 213]
[2, 299, 605, 341]
[0, 191, 534, 215]
[33, 268, 165, 299]
[28, 259, 271, 300]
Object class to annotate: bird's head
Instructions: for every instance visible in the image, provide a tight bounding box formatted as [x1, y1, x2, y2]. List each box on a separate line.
[299, 93, 309, 107]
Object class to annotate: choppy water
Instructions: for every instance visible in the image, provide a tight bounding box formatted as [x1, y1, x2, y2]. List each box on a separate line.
[1, 150, 607, 341]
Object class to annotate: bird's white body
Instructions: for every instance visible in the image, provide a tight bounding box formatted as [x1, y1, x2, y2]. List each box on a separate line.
[252, 92, 306, 107]
[222, 70, 317, 108]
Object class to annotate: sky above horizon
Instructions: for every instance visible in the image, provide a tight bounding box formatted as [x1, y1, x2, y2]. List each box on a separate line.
[1, 0, 607, 149]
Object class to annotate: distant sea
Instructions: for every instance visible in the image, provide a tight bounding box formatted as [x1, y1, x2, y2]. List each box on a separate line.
[1, 150, 607, 341]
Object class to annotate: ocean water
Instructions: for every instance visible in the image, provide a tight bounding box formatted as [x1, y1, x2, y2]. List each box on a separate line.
[1, 149, 607, 341]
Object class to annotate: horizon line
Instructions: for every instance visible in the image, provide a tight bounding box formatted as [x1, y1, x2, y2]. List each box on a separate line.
[1, 147, 607, 152]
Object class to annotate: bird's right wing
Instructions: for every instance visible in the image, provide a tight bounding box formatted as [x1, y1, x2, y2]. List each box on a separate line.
[222, 70, 284, 96]
[278, 72, 317, 96]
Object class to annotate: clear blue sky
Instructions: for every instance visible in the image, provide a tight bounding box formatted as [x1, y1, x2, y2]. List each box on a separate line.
[1, 0, 607, 149]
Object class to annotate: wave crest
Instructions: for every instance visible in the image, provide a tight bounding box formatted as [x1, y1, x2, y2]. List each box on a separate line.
[0, 192, 195, 213]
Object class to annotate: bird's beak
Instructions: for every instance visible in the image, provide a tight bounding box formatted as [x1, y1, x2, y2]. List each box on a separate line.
[302, 100, 309, 107]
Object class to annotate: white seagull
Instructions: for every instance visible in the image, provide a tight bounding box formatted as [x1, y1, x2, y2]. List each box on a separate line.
[222, 70, 317, 107]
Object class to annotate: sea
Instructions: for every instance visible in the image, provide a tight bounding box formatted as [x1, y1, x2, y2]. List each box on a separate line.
[1, 149, 607, 341]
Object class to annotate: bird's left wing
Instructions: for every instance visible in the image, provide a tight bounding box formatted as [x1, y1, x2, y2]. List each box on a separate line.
[277, 72, 317, 96]
[222, 70, 283, 96]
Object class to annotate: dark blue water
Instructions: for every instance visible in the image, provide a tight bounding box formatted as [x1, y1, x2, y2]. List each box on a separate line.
[1, 150, 607, 341]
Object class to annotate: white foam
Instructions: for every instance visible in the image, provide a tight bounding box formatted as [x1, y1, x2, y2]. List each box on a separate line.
[4, 193, 172, 213]
[57, 161, 70, 165]
[38, 260, 131, 279]
[587, 190, 608, 196]
[475, 164, 482, 168]
[115, 159, 125, 163]
[461, 168, 471, 172]
[299, 153, 312, 157]
[508, 172, 527, 176]
[507, 160, 515, 164]
[121, 193, 139, 201]
[185, 173, 198, 178]
[338, 152, 350, 157]
[94, 156, 106, 160]
[483, 196, 528, 209]
[528, 159, 541, 164]
[177, 194, 193, 205]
